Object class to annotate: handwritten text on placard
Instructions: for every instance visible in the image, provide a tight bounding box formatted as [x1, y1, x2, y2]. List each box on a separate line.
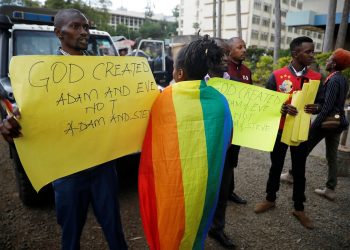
[10, 56, 159, 191]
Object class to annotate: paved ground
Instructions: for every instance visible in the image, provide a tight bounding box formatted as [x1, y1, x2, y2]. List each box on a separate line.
[0, 128, 349, 249]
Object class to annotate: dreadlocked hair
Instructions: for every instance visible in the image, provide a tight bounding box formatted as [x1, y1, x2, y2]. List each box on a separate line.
[181, 35, 224, 80]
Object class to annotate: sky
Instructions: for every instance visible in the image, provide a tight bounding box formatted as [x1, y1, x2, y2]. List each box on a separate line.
[112, 0, 180, 16]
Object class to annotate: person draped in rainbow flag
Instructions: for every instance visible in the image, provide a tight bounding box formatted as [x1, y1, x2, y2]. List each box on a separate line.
[138, 35, 233, 250]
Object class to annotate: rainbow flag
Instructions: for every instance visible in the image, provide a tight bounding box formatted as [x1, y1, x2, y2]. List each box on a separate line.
[138, 80, 232, 250]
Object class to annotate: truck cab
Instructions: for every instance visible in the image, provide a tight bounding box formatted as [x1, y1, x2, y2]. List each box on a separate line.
[0, 5, 118, 206]
[129, 39, 173, 89]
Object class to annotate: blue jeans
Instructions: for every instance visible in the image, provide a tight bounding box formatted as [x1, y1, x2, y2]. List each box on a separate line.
[52, 162, 127, 250]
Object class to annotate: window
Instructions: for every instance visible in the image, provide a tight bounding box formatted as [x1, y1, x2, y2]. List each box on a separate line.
[251, 30, 259, 39]
[281, 36, 285, 44]
[270, 34, 275, 42]
[283, 0, 289, 4]
[262, 18, 270, 27]
[281, 23, 286, 30]
[297, 2, 303, 9]
[260, 32, 268, 41]
[318, 33, 322, 39]
[302, 29, 306, 35]
[288, 26, 293, 32]
[263, 4, 271, 13]
[294, 28, 299, 34]
[291, 0, 297, 7]
[316, 43, 321, 50]
[281, 10, 287, 17]
[252, 15, 260, 25]
[307, 30, 311, 36]
[287, 36, 292, 44]
[254, 0, 261, 10]
[272, 21, 275, 28]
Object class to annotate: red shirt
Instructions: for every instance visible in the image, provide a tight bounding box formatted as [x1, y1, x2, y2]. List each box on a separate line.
[271, 66, 321, 129]
[227, 61, 252, 84]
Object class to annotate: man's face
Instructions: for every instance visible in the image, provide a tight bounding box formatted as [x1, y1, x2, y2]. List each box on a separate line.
[57, 15, 90, 52]
[293, 42, 315, 67]
[229, 38, 247, 63]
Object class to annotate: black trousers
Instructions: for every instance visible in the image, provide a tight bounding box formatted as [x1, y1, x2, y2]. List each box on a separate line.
[266, 133, 308, 211]
[211, 144, 240, 231]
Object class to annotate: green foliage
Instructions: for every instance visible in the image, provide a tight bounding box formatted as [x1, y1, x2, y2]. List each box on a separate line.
[246, 47, 266, 72]
[112, 24, 140, 39]
[44, 0, 111, 31]
[252, 55, 273, 86]
[275, 56, 291, 70]
[172, 5, 179, 18]
[139, 20, 175, 39]
[23, 0, 41, 7]
[279, 49, 290, 58]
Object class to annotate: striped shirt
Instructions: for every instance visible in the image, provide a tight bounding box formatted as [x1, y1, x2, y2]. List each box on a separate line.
[312, 71, 349, 129]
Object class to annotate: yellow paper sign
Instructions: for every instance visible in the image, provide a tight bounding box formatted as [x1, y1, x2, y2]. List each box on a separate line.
[208, 78, 289, 151]
[281, 80, 320, 146]
[9, 56, 159, 191]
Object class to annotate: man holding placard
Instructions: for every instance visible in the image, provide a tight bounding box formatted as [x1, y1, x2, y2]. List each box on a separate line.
[0, 9, 128, 250]
[254, 37, 321, 229]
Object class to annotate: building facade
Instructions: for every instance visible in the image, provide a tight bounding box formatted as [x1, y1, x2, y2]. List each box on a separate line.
[287, 0, 350, 50]
[178, 0, 324, 51]
[109, 7, 175, 31]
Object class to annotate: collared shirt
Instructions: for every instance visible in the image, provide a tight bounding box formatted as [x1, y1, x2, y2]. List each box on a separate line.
[58, 47, 88, 56]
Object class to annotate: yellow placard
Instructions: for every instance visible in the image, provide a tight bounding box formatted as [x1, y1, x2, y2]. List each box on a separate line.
[281, 80, 320, 145]
[9, 56, 159, 191]
[208, 78, 289, 151]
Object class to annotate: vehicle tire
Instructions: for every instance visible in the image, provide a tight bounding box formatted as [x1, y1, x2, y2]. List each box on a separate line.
[10, 145, 53, 207]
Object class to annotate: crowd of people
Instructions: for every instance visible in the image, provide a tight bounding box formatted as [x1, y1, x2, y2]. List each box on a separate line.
[0, 8, 349, 250]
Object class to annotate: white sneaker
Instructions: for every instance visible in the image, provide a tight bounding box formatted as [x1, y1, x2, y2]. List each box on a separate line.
[314, 187, 336, 201]
[280, 172, 293, 184]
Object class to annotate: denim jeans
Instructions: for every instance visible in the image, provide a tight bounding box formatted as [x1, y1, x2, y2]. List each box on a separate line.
[53, 162, 127, 250]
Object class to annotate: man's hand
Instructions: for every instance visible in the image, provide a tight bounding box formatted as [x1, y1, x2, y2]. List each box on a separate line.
[0, 108, 22, 143]
[304, 104, 320, 114]
[281, 103, 298, 116]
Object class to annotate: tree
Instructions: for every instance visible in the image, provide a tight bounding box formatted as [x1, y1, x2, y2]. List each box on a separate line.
[273, 0, 281, 64]
[323, 0, 337, 52]
[252, 55, 273, 85]
[44, 0, 111, 32]
[44, 0, 65, 9]
[145, 1, 154, 19]
[236, 0, 242, 38]
[23, 0, 41, 7]
[212, 0, 216, 37]
[172, 5, 179, 18]
[139, 20, 165, 39]
[335, 0, 350, 49]
[193, 22, 200, 35]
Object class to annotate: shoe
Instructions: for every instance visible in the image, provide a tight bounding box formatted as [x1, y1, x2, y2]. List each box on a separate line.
[292, 210, 314, 229]
[280, 172, 293, 184]
[229, 192, 247, 204]
[208, 229, 236, 249]
[254, 200, 275, 213]
[314, 187, 336, 201]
